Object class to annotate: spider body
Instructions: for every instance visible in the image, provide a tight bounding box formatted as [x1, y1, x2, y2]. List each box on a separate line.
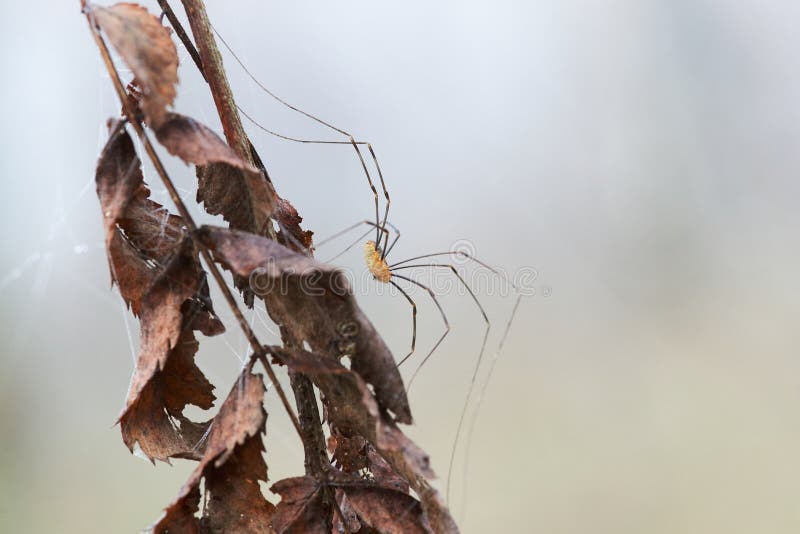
[364, 240, 391, 283]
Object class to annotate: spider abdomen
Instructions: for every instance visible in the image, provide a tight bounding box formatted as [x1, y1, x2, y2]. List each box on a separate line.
[364, 240, 391, 283]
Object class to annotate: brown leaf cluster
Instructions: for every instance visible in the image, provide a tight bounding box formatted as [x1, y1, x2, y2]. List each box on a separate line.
[196, 226, 412, 424]
[96, 121, 223, 461]
[271, 475, 431, 534]
[154, 369, 273, 533]
[87, 2, 458, 532]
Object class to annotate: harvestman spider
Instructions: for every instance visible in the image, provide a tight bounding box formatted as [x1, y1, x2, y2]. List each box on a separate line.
[315, 218, 521, 505]
[207, 26, 522, 504]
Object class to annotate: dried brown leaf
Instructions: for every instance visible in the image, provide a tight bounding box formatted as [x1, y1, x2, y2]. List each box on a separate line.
[270, 477, 330, 534]
[344, 485, 431, 534]
[269, 347, 457, 533]
[91, 2, 178, 126]
[154, 369, 273, 533]
[270, 348, 431, 478]
[366, 445, 409, 493]
[272, 474, 431, 534]
[196, 225, 412, 424]
[119, 305, 215, 462]
[275, 196, 314, 252]
[155, 112, 259, 173]
[96, 122, 223, 461]
[195, 162, 275, 234]
[330, 431, 368, 473]
[196, 163, 276, 306]
[332, 490, 363, 533]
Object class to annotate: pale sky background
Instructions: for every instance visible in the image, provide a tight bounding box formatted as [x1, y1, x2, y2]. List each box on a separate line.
[2, 1, 800, 532]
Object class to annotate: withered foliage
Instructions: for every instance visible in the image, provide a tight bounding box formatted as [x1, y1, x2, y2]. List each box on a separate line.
[154, 369, 274, 533]
[196, 226, 412, 424]
[91, 2, 178, 126]
[85, 1, 457, 532]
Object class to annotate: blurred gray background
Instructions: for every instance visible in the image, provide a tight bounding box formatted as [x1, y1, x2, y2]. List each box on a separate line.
[2, 0, 800, 532]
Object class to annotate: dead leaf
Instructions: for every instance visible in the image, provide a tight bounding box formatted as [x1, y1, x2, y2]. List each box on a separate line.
[154, 369, 273, 533]
[344, 485, 431, 534]
[274, 196, 314, 252]
[96, 122, 223, 460]
[195, 163, 274, 234]
[269, 347, 457, 533]
[366, 445, 409, 493]
[201, 435, 274, 533]
[196, 225, 412, 424]
[269, 347, 431, 479]
[148, 112, 278, 308]
[90, 2, 178, 126]
[330, 430, 368, 473]
[270, 477, 331, 534]
[155, 112, 259, 173]
[272, 474, 431, 534]
[332, 490, 362, 533]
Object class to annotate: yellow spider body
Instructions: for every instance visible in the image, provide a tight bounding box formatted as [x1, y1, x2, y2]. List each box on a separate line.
[364, 240, 391, 283]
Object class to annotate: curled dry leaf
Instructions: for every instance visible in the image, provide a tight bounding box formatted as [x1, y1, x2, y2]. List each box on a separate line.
[366, 445, 410, 493]
[269, 347, 458, 533]
[196, 163, 275, 239]
[247, 146, 313, 255]
[270, 477, 331, 534]
[196, 225, 412, 424]
[149, 110, 278, 306]
[90, 2, 178, 126]
[269, 347, 432, 478]
[271, 475, 431, 534]
[332, 490, 363, 533]
[330, 430, 368, 473]
[154, 112, 259, 173]
[96, 122, 223, 461]
[344, 485, 431, 534]
[275, 196, 314, 252]
[154, 369, 274, 533]
[197, 164, 277, 307]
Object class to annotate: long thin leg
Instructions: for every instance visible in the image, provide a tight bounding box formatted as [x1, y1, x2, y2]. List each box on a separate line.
[461, 294, 521, 516]
[390, 252, 513, 286]
[389, 280, 416, 367]
[366, 143, 391, 257]
[392, 263, 491, 505]
[315, 220, 400, 264]
[315, 220, 385, 249]
[325, 227, 373, 264]
[211, 25, 392, 250]
[382, 221, 401, 258]
[347, 137, 381, 244]
[161, 10, 394, 246]
[391, 274, 450, 387]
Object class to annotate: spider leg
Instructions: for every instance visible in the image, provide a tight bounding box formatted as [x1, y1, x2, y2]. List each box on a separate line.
[392, 263, 491, 505]
[366, 143, 391, 257]
[162, 13, 395, 253]
[389, 280, 416, 368]
[210, 25, 393, 250]
[315, 220, 399, 264]
[391, 274, 451, 392]
[461, 293, 521, 515]
[390, 252, 516, 290]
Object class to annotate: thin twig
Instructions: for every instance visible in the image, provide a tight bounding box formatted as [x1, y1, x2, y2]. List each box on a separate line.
[180, 0, 251, 163]
[172, 0, 333, 479]
[156, 0, 205, 78]
[82, 6, 303, 440]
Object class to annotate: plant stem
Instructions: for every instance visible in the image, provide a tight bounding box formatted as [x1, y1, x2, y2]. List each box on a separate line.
[172, 0, 331, 477]
[180, 0, 251, 163]
[82, 8, 303, 441]
[156, 0, 205, 79]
